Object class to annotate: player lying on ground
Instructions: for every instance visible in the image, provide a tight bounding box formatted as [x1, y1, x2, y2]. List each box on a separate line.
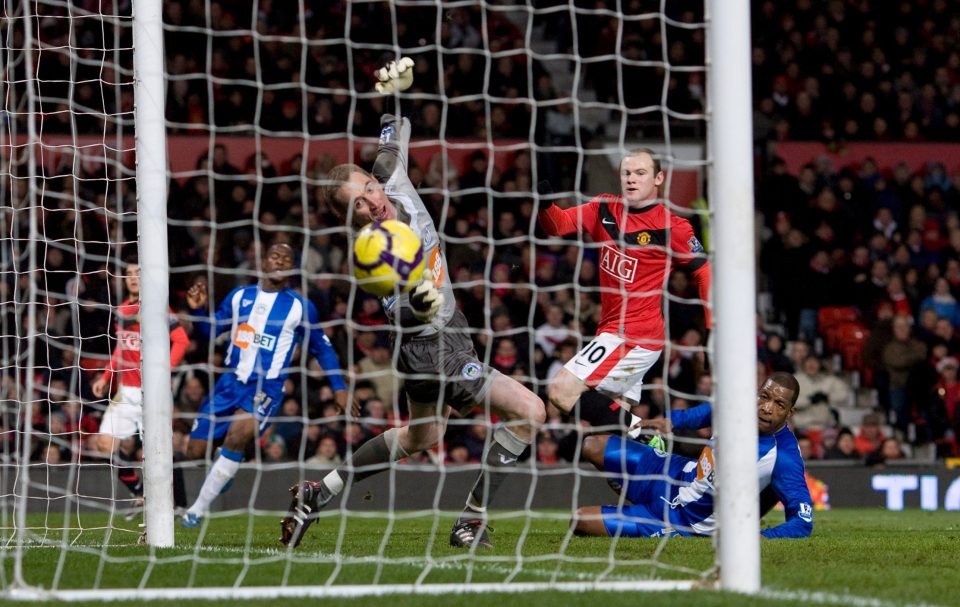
[573, 372, 813, 538]
[91, 259, 190, 513]
[180, 242, 348, 527]
[279, 57, 545, 550]
[537, 148, 712, 435]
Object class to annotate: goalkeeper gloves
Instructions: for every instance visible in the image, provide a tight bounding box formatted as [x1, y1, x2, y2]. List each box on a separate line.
[375, 57, 415, 94]
[646, 433, 667, 452]
[409, 270, 444, 322]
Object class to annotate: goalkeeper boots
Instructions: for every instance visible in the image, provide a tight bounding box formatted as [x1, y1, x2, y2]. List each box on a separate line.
[449, 518, 493, 549]
[279, 481, 333, 548]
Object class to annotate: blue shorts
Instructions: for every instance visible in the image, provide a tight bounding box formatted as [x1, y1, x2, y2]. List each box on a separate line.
[189, 373, 285, 442]
[600, 435, 695, 538]
[601, 504, 680, 538]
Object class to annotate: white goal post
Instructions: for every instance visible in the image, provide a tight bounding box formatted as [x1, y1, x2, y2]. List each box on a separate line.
[135, 0, 175, 549]
[707, 0, 760, 593]
[1, 0, 758, 600]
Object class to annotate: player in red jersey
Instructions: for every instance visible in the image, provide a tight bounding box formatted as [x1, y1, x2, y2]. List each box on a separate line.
[538, 148, 711, 426]
[91, 262, 190, 504]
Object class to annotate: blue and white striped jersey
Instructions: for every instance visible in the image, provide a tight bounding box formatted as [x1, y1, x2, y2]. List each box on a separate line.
[667, 404, 813, 538]
[191, 285, 346, 389]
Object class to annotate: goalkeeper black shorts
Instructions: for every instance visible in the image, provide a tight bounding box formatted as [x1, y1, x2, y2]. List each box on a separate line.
[395, 309, 496, 413]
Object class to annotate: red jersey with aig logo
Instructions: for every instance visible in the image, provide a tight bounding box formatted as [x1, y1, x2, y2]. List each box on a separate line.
[539, 194, 711, 349]
[98, 298, 190, 388]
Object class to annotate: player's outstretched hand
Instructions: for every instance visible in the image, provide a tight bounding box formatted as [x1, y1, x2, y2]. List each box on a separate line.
[409, 269, 443, 322]
[91, 376, 109, 399]
[186, 280, 208, 309]
[375, 57, 415, 94]
[333, 389, 356, 417]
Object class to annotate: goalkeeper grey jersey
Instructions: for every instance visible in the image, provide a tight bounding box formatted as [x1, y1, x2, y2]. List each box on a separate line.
[371, 114, 456, 337]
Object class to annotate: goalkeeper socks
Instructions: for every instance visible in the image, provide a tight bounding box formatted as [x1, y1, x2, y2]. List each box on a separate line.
[463, 427, 528, 518]
[116, 448, 143, 497]
[188, 448, 242, 515]
[322, 428, 408, 499]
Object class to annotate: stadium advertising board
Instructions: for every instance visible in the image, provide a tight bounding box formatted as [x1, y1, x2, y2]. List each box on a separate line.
[809, 467, 960, 510]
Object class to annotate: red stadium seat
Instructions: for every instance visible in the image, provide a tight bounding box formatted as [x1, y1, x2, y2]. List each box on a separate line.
[818, 306, 861, 333]
[804, 428, 824, 456]
[837, 323, 870, 372]
[818, 306, 861, 351]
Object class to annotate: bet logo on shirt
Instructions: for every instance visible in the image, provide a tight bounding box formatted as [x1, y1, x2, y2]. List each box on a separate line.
[233, 323, 276, 351]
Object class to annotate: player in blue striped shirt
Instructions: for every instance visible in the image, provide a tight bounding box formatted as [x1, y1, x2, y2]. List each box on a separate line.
[180, 243, 348, 527]
[573, 372, 813, 539]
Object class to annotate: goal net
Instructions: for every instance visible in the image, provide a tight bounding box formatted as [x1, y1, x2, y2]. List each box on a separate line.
[1, 0, 758, 600]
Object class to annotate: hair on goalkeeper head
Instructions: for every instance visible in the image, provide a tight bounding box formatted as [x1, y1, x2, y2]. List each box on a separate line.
[621, 147, 662, 175]
[321, 163, 373, 220]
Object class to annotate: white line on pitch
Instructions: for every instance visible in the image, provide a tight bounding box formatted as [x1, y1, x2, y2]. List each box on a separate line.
[759, 587, 947, 607]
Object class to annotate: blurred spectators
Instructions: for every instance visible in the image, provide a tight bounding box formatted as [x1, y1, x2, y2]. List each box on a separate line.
[866, 437, 907, 468]
[855, 413, 888, 457]
[793, 356, 850, 431]
[534, 304, 577, 358]
[536, 433, 560, 466]
[306, 436, 343, 466]
[8, 0, 960, 469]
[759, 334, 795, 374]
[883, 316, 928, 430]
[354, 336, 399, 412]
[824, 427, 862, 461]
[796, 433, 819, 461]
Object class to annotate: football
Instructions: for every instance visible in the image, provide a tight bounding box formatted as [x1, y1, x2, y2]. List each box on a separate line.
[353, 220, 425, 296]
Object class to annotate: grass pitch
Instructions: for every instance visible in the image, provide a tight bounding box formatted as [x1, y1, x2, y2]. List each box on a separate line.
[2, 509, 956, 606]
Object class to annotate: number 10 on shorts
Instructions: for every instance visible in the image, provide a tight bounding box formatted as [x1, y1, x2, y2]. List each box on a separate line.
[564, 333, 661, 398]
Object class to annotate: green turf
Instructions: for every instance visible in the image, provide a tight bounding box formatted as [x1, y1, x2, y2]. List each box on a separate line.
[1, 509, 956, 606]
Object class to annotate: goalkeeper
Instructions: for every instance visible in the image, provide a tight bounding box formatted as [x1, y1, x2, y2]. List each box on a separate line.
[573, 372, 813, 539]
[280, 57, 546, 550]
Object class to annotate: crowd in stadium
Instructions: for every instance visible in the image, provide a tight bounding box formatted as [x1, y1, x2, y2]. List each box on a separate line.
[6, 0, 960, 473]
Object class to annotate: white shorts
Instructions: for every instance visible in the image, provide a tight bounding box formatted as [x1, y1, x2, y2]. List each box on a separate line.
[563, 333, 662, 403]
[99, 385, 144, 439]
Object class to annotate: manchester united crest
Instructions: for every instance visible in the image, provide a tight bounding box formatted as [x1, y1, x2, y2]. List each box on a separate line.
[637, 231, 651, 245]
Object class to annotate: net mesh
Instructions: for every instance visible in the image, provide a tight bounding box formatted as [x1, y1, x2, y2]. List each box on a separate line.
[1, 0, 715, 598]
[1, 0, 141, 534]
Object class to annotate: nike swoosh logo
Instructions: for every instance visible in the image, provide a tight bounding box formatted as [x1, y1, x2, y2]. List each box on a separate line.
[499, 454, 518, 464]
[242, 299, 253, 306]
[601, 218, 616, 225]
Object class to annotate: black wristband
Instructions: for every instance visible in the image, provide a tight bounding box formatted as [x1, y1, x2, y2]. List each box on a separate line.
[383, 93, 401, 118]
